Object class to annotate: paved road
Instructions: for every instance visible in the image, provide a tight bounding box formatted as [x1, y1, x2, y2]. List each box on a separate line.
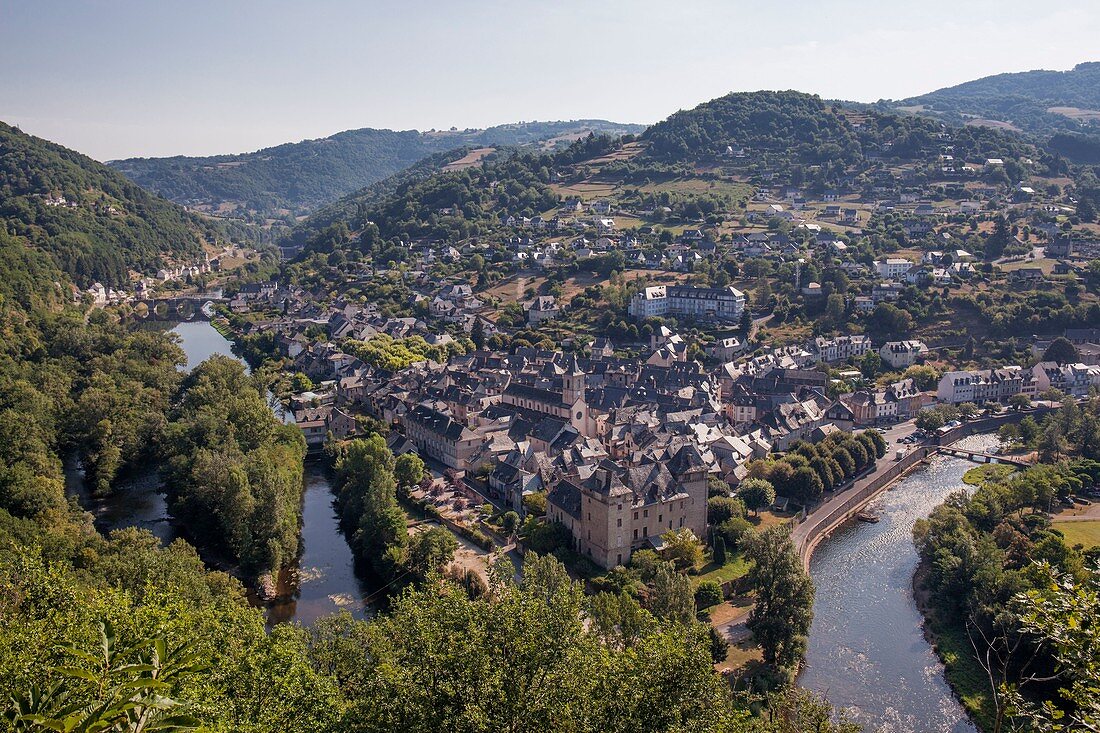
[790, 418, 925, 554]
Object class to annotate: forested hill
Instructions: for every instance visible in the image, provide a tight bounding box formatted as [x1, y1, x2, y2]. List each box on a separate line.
[888, 61, 1100, 136]
[284, 90, 1044, 260]
[640, 90, 1038, 168]
[110, 120, 644, 220]
[644, 91, 860, 162]
[0, 121, 215, 287]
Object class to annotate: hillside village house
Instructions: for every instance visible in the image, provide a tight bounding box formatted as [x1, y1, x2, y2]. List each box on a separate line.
[879, 340, 928, 369]
[811, 335, 872, 364]
[875, 258, 914, 280]
[525, 295, 560, 324]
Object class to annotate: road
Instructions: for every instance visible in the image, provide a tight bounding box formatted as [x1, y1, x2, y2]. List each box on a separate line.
[790, 417, 925, 558]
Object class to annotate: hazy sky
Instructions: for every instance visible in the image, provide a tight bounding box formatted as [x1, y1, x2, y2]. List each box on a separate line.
[3, 0, 1099, 161]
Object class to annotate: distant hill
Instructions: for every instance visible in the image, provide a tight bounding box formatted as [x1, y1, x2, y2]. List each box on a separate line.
[638, 90, 1034, 169]
[0, 121, 219, 287]
[284, 90, 1041, 260]
[110, 120, 644, 220]
[887, 62, 1100, 136]
[643, 91, 861, 163]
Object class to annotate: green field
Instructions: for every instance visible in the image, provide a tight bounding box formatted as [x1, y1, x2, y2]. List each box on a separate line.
[962, 463, 1016, 486]
[1055, 520, 1100, 548]
[693, 554, 751, 586]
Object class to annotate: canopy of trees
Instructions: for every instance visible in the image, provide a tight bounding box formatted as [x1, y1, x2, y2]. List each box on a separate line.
[162, 356, 306, 577]
[0, 121, 214, 285]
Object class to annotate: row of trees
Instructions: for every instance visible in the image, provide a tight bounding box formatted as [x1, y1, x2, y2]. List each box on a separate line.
[331, 435, 452, 583]
[913, 456, 1096, 731]
[747, 431, 887, 504]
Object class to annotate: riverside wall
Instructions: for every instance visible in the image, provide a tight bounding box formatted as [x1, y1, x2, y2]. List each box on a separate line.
[794, 406, 1053, 569]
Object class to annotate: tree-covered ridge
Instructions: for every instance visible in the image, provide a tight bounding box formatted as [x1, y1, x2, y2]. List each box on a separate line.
[110, 120, 644, 219]
[0, 121, 215, 287]
[644, 91, 860, 163]
[289, 145, 569, 258]
[894, 61, 1100, 136]
[642, 90, 1037, 167]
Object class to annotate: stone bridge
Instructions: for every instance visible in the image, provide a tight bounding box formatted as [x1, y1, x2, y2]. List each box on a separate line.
[130, 297, 226, 321]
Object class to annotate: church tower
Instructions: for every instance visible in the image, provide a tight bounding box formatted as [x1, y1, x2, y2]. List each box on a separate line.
[562, 354, 585, 406]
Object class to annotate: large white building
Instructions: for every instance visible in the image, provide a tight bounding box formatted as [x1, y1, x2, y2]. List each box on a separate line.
[875, 258, 914, 280]
[936, 366, 1053, 405]
[628, 285, 745, 322]
[880, 340, 928, 369]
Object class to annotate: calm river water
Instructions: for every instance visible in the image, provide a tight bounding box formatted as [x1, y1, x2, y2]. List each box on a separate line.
[66, 320, 373, 626]
[799, 433, 1000, 733]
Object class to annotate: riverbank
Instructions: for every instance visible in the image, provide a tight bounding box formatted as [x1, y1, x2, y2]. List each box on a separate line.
[792, 409, 1050, 570]
[913, 558, 997, 733]
[799, 434, 1002, 732]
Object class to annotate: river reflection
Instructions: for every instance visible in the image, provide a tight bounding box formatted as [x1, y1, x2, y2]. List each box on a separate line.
[799, 434, 1000, 733]
[64, 320, 372, 625]
[261, 467, 375, 626]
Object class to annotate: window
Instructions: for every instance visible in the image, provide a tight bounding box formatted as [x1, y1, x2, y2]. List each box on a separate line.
[633, 529, 638, 539]
[616, 518, 622, 527]
[658, 514, 663, 523]
[633, 511, 638, 520]
[617, 554, 622, 565]
[643, 527, 648, 537]
[643, 509, 649, 518]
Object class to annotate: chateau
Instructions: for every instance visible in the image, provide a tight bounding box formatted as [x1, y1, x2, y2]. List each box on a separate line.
[628, 284, 746, 322]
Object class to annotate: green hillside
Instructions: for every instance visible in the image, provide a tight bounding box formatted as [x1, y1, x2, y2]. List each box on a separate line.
[0, 121, 216, 287]
[284, 91, 1041, 260]
[110, 120, 644, 220]
[890, 61, 1100, 136]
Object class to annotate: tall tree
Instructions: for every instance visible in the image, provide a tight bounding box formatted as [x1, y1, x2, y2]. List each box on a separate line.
[743, 526, 815, 678]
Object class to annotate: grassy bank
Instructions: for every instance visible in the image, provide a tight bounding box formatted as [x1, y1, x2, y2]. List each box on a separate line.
[1056, 519, 1100, 548]
[962, 463, 1015, 486]
[912, 559, 996, 732]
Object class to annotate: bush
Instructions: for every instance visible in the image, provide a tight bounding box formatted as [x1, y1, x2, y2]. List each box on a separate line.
[695, 580, 724, 609]
[462, 526, 494, 551]
[523, 491, 548, 517]
[707, 496, 746, 525]
[714, 517, 755, 550]
[501, 510, 520, 534]
[521, 520, 572, 555]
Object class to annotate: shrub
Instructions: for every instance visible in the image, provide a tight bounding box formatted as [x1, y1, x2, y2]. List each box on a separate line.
[695, 580, 724, 609]
[707, 495, 746, 525]
[523, 491, 548, 516]
[714, 517, 755, 550]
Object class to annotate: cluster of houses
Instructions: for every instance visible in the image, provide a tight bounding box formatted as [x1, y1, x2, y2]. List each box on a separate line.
[937, 362, 1100, 403]
[81, 253, 220, 305]
[260, 291, 959, 568]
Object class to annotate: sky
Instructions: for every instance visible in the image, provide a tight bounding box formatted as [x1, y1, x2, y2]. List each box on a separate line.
[2, 0, 1099, 161]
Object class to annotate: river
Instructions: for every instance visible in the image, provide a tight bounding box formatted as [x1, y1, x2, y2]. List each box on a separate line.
[799, 433, 1001, 733]
[66, 320, 374, 626]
